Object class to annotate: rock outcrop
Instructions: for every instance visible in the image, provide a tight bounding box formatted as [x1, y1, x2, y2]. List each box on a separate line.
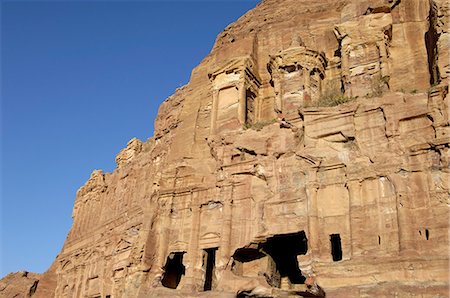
[2, 0, 449, 297]
[0, 272, 39, 298]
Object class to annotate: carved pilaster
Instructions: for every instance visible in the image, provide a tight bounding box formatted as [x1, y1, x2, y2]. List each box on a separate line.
[208, 56, 261, 133]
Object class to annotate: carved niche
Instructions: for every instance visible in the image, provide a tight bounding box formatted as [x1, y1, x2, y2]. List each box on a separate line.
[208, 56, 261, 133]
[268, 42, 327, 119]
[334, 13, 392, 97]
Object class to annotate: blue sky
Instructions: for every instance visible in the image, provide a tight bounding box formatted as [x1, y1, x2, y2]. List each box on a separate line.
[1, 0, 258, 278]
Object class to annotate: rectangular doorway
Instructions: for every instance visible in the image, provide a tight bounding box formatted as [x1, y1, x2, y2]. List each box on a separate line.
[330, 234, 342, 261]
[203, 247, 218, 291]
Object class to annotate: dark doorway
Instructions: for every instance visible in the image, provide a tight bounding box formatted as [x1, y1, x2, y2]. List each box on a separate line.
[260, 231, 308, 286]
[203, 248, 217, 291]
[161, 252, 185, 289]
[330, 234, 342, 261]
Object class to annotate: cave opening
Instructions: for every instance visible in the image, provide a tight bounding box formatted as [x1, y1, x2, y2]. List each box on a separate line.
[330, 234, 342, 261]
[261, 231, 308, 286]
[203, 247, 217, 291]
[161, 252, 185, 289]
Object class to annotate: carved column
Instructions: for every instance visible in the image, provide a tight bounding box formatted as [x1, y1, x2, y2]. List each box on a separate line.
[274, 77, 283, 114]
[303, 67, 311, 97]
[341, 45, 350, 77]
[238, 81, 247, 124]
[317, 74, 322, 98]
[307, 184, 319, 258]
[218, 186, 233, 271]
[182, 192, 201, 290]
[210, 90, 219, 134]
[377, 40, 390, 78]
[341, 46, 351, 95]
[157, 195, 171, 277]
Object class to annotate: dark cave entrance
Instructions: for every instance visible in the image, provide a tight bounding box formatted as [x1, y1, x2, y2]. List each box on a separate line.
[203, 247, 217, 291]
[261, 231, 308, 286]
[161, 252, 185, 289]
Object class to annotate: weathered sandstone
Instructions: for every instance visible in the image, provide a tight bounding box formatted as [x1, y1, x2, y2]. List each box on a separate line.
[0, 272, 39, 298]
[2, 0, 449, 297]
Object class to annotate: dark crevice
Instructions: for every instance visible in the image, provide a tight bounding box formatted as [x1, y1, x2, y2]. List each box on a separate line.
[200, 200, 223, 209]
[334, 47, 341, 58]
[364, 6, 391, 15]
[364, 0, 401, 14]
[29, 280, 39, 296]
[390, 0, 401, 11]
[238, 147, 258, 156]
[425, 1, 441, 85]
[334, 34, 347, 95]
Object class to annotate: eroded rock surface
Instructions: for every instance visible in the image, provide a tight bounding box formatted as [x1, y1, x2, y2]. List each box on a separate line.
[2, 0, 449, 297]
[0, 272, 40, 298]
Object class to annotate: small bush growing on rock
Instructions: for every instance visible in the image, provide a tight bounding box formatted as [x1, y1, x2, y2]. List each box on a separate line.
[367, 75, 389, 98]
[305, 93, 356, 107]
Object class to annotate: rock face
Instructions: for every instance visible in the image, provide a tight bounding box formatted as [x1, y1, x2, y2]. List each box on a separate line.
[3, 0, 449, 297]
[0, 272, 40, 298]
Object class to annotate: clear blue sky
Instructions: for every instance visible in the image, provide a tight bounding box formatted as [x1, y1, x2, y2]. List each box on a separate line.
[1, 0, 258, 278]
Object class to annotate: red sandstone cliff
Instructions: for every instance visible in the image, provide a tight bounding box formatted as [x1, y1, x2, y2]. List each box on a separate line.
[2, 0, 449, 297]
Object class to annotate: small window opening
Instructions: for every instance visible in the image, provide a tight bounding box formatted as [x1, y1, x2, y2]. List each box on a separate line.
[425, 229, 429, 240]
[203, 248, 217, 291]
[330, 234, 342, 262]
[161, 252, 185, 289]
[105, 295, 111, 298]
[378, 235, 381, 245]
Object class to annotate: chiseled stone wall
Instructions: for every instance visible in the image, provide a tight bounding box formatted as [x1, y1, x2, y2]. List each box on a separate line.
[4, 0, 448, 297]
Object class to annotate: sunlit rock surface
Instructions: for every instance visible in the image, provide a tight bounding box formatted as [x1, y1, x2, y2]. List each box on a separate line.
[2, 0, 448, 297]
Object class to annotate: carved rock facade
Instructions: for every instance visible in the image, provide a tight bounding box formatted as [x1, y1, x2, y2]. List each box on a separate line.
[2, 0, 449, 297]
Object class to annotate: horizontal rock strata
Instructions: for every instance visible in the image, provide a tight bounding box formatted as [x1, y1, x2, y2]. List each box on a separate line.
[3, 0, 449, 297]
